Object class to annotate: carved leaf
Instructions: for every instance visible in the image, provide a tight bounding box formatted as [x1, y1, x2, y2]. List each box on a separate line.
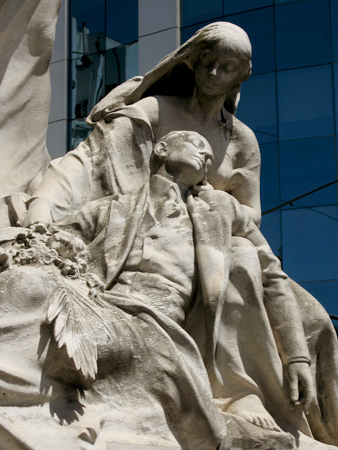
[46, 282, 111, 380]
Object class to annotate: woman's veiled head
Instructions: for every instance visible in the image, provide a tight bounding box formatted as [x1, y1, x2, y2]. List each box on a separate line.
[142, 22, 252, 101]
[87, 22, 252, 124]
[186, 22, 251, 66]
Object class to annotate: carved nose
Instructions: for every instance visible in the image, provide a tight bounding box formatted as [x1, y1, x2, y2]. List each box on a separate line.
[209, 63, 219, 76]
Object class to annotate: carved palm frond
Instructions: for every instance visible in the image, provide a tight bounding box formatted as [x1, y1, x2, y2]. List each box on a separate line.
[46, 281, 111, 380]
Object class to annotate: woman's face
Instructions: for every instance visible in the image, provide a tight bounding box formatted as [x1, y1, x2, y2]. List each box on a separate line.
[193, 39, 252, 97]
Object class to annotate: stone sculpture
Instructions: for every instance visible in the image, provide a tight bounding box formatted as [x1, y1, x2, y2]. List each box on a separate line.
[0, 0, 62, 198]
[0, 17, 338, 450]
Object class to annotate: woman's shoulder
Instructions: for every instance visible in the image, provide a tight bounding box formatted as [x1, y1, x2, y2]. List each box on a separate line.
[228, 113, 260, 166]
[230, 113, 258, 147]
[133, 95, 171, 124]
[134, 95, 182, 126]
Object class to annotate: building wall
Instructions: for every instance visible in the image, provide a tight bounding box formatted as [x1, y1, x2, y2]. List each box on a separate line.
[48, 0, 338, 315]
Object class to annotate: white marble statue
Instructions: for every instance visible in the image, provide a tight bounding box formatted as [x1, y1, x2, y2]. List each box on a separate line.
[0, 18, 338, 450]
[0, 0, 62, 198]
[0, 130, 331, 449]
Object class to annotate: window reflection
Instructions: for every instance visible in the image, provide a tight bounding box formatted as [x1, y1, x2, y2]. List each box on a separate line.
[70, 118, 92, 150]
[260, 143, 280, 211]
[71, 0, 105, 60]
[69, 0, 139, 127]
[181, 0, 223, 27]
[260, 211, 282, 258]
[332, 0, 338, 62]
[237, 72, 278, 144]
[277, 65, 334, 140]
[71, 53, 105, 119]
[275, 0, 312, 3]
[106, 43, 138, 93]
[106, 0, 138, 44]
[300, 280, 338, 315]
[223, 0, 272, 15]
[333, 64, 338, 133]
[279, 136, 337, 208]
[281, 206, 338, 282]
[275, 0, 331, 70]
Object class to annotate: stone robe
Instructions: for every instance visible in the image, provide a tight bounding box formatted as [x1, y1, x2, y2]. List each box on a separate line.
[2, 106, 338, 448]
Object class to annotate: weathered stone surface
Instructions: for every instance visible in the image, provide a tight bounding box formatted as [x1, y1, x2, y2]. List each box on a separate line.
[0, 0, 62, 199]
[0, 18, 338, 450]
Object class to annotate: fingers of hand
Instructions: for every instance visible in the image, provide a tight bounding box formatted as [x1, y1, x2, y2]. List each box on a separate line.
[288, 364, 314, 415]
[289, 375, 299, 403]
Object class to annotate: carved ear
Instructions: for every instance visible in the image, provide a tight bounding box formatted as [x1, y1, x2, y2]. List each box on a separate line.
[154, 141, 167, 158]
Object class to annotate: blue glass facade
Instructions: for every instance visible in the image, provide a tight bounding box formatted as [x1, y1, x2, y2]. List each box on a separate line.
[69, 0, 138, 149]
[64, 0, 338, 315]
[182, 0, 338, 315]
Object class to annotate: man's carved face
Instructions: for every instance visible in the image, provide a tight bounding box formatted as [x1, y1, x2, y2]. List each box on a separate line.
[163, 132, 214, 187]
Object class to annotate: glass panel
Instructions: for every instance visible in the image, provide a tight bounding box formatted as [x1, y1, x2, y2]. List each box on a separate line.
[333, 64, 338, 133]
[275, 0, 331, 70]
[181, 0, 223, 27]
[105, 42, 138, 94]
[332, 0, 338, 62]
[277, 65, 335, 140]
[260, 210, 282, 258]
[260, 143, 280, 212]
[71, 0, 106, 59]
[181, 20, 215, 43]
[106, 0, 138, 44]
[237, 72, 278, 145]
[70, 53, 106, 119]
[224, 7, 275, 75]
[279, 137, 337, 207]
[300, 280, 338, 316]
[70, 118, 92, 150]
[275, 0, 311, 3]
[223, 0, 273, 15]
[281, 206, 338, 282]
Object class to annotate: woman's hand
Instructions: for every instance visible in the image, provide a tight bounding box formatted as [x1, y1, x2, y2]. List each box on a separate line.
[287, 362, 314, 414]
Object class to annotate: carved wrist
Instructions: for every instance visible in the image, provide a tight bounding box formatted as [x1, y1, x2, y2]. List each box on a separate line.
[286, 356, 311, 367]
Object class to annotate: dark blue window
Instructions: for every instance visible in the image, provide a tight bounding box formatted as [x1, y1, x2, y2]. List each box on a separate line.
[106, 0, 138, 44]
[300, 280, 338, 315]
[260, 211, 282, 258]
[279, 136, 337, 208]
[275, 0, 331, 70]
[281, 206, 338, 282]
[223, 0, 273, 15]
[181, 0, 223, 27]
[332, 0, 338, 63]
[277, 65, 335, 140]
[333, 64, 338, 133]
[275, 0, 310, 3]
[237, 72, 278, 144]
[260, 142, 280, 212]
